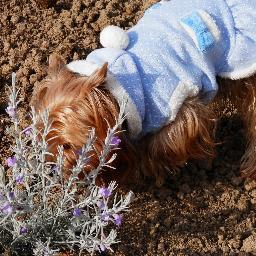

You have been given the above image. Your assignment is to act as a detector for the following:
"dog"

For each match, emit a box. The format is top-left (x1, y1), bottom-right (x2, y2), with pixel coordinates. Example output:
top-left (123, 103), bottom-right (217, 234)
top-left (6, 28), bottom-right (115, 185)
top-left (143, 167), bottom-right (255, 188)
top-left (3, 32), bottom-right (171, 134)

top-left (31, 0), bottom-right (256, 186)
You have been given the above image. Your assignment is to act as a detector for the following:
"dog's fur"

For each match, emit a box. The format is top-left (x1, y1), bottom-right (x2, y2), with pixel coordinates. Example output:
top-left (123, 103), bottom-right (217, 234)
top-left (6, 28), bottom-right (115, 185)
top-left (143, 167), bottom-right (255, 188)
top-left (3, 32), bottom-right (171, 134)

top-left (31, 53), bottom-right (256, 185)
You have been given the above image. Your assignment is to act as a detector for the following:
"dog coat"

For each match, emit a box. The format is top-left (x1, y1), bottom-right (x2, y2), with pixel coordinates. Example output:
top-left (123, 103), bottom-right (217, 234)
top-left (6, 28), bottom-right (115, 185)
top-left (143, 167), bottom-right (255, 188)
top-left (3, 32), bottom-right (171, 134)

top-left (68, 0), bottom-right (256, 139)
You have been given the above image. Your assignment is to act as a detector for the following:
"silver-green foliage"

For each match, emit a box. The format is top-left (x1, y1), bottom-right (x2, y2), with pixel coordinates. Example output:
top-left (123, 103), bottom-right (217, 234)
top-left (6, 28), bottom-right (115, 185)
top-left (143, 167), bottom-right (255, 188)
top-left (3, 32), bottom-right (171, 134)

top-left (0, 73), bottom-right (133, 255)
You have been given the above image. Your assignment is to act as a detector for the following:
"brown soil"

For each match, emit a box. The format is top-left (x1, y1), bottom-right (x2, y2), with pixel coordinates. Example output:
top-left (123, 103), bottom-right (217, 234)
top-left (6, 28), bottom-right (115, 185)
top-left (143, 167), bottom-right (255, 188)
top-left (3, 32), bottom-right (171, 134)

top-left (0, 0), bottom-right (256, 255)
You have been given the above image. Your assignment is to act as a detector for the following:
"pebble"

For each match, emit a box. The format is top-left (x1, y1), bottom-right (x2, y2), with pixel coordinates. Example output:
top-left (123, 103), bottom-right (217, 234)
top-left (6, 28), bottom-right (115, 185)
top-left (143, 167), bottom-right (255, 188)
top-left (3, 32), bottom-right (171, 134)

top-left (11, 14), bottom-right (20, 24)
top-left (41, 41), bottom-right (49, 49)
top-left (163, 218), bottom-right (172, 228)
top-left (219, 226), bottom-right (225, 232)
top-left (147, 212), bottom-right (156, 222)
top-left (237, 195), bottom-right (249, 211)
top-left (218, 234), bottom-right (224, 245)
top-left (250, 197), bottom-right (256, 205)
top-left (228, 236), bottom-right (241, 249)
top-left (231, 176), bottom-right (244, 186)
top-left (150, 223), bottom-right (160, 236)
top-left (29, 74), bottom-right (37, 84)
top-left (222, 244), bottom-right (230, 253)
top-left (250, 189), bottom-right (256, 198)
top-left (241, 235), bottom-right (256, 253)
top-left (157, 242), bottom-right (166, 252)
top-left (75, 15), bottom-right (84, 24)
top-left (244, 180), bottom-right (256, 191)
top-left (177, 191), bottom-right (184, 200)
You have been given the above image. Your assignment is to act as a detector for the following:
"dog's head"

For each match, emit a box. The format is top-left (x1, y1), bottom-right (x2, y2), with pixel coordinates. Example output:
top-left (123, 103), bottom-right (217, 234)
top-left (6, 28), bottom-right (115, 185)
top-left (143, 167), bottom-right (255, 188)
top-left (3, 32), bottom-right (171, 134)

top-left (31, 54), bottom-right (133, 182)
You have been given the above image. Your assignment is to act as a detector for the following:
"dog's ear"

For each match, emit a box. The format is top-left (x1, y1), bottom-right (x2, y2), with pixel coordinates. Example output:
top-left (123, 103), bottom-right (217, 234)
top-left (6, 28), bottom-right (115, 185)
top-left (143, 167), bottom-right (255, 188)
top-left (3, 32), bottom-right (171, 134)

top-left (30, 86), bottom-right (48, 111)
top-left (48, 53), bottom-right (65, 76)
top-left (86, 63), bottom-right (108, 90)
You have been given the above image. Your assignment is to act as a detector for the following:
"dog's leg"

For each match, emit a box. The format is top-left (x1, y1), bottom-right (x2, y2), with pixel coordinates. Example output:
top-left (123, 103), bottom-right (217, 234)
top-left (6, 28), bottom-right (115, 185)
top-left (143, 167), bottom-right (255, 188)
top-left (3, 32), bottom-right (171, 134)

top-left (214, 75), bottom-right (256, 179)
top-left (239, 76), bottom-right (256, 178)
top-left (139, 97), bottom-right (215, 186)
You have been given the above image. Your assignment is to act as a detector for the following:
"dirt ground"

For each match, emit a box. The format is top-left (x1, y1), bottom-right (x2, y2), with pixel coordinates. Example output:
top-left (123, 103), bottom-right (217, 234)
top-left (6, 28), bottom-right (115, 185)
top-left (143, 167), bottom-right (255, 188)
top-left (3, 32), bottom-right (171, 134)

top-left (1, 0), bottom-right (256, 255)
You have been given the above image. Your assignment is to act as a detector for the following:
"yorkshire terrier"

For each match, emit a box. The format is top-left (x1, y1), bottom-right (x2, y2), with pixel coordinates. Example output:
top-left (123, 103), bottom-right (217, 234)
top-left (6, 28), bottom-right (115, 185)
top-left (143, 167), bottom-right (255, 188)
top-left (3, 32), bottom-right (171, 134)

top-left (31, 0), bottom-right (256, 186)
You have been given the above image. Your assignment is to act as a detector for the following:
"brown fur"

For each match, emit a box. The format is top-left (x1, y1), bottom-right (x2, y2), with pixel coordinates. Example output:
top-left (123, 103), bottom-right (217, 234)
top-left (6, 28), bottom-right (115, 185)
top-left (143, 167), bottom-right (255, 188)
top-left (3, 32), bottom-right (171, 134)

top-left (213, 75), bottom-right (256, 179)
top-left (32, 54), bottom-right (136, 183)
top-left (31, 54), bottom-right (256, 185)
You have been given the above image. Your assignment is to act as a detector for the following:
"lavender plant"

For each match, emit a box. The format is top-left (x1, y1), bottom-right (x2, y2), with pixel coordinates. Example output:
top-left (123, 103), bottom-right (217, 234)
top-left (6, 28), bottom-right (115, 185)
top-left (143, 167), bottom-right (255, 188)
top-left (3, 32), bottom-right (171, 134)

top-left (0, 73), bottom-right (134, 255)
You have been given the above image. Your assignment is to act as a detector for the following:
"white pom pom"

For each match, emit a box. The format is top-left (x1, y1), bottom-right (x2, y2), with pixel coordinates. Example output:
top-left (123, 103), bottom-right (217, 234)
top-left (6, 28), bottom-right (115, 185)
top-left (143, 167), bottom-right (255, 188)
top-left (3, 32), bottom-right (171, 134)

top-left (100, 25), bottom-right (130, 50)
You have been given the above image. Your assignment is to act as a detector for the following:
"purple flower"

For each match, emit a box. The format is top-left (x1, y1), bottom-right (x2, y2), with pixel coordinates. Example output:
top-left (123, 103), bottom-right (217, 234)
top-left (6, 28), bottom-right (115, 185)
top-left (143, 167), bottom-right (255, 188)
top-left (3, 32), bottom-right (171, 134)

top-left (15, 173), bottom-right (24, 184)
top-left (99, 244), bottom-right (106, 252)
top-left (23, 126), bottom-right (32, 136)
top-left (113, 214), bottom-right (123, 226)
top-left (8, 192), bottom-right (15, 200)
top-left (44, 249), bottom-right (50, 256)
top-left (51, 165), bottom-right (59, 174)
top-left (73, 208), bottom-right (81, 217)
top-left (6, 156), bottom-right (17, 167)
top-left (1, 202), bottom-right (13, 215)
top-left (97, 201), bottom-right (105, 210)
top-left (75, 149), bottom-right (82, 155)
top-left (101, 213), bottom-right (110, 222)
top-left (110, 136), bottom-right (121, 147)
top-left (99, 187), bottom-right (111, 198)
top-left (20, 226), bottom-right (28, 235)
top-left (5, 106), bottom-right (16, 118)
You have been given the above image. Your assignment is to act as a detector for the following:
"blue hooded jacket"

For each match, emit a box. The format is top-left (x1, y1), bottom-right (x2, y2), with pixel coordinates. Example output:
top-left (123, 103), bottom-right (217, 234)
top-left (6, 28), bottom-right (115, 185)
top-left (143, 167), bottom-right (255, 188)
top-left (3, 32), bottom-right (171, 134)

top-left (69, 0), bottom-right (256, 139)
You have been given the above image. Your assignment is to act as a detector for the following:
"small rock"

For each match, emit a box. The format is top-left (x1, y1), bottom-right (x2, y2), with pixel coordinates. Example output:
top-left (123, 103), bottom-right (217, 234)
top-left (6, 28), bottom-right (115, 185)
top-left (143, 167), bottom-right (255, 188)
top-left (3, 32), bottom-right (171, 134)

top-left (3, 42), bottom-right (10, 52)
top-left (220, 226), bottom-right (225, 232)
top-left (218, 234), bottom-right (224, 245)
top-left (149, 228), bottom-right (156, 236)
top-left (150, 223), bottom-right (160, 236)
top-left (241, 235), bottom-right (256, 253)
top-left (244, 180), bottom-right (256, 191)
top-left (237, 195), bottom-right (249, 211)
top-left (163, 218), bottom-right (172, 228)
top-left (41, 41), bottom-right (49, 50)
top-left (29, 74), bottom-right (37, 84)
top-left (222, 244), bottom-right (230, 253)
top-left (220, 191), bottom-right (231, 202)
top-left (228, 236), bottom-right (241, 249)
top-left (147, 212), bottom-right (156, 222)
top-left (73, 52), bottom-right (79, 60)
top-left (231, 176), bottom-right (244, 186)
top-left (157, 242), bottom-right (166, 252)
top-left (250, 189), bottom-right (256, 198)
top-left (75, 15), bottom-right (84, 25)
top-left (166, 196), bottom-right (172, 202)
top-left (155, 223), bottom-right (160, 228)
top-left (250, 197), bottom-right (256, 205)
top-left (11, 14), bottom-right (20, 24)
top-left (142, 220), bottom-right (147, 225)
top-left (177, 191), bottom-right (184, 200)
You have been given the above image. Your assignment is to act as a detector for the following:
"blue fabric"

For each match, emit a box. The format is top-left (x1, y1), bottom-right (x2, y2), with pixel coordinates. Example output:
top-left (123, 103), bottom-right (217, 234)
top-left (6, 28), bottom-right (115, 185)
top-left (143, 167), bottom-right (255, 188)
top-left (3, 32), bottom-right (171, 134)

top-left (181, 12), bottom-right (215, 53)
top-left (87, 0), bottom-right (256, 138)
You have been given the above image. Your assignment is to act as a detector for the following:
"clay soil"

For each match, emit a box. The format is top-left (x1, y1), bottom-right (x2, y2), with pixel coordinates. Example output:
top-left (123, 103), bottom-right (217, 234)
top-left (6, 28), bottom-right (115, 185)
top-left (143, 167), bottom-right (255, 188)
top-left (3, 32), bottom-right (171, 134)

top-left (1, 0), bottom-right (256, 255)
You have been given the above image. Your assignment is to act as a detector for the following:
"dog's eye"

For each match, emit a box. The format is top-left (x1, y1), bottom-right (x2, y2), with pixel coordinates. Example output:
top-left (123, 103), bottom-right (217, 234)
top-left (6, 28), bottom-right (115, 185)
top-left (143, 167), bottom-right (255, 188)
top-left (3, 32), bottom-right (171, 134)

top-left (63, 143), bottom-right (71, 150)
